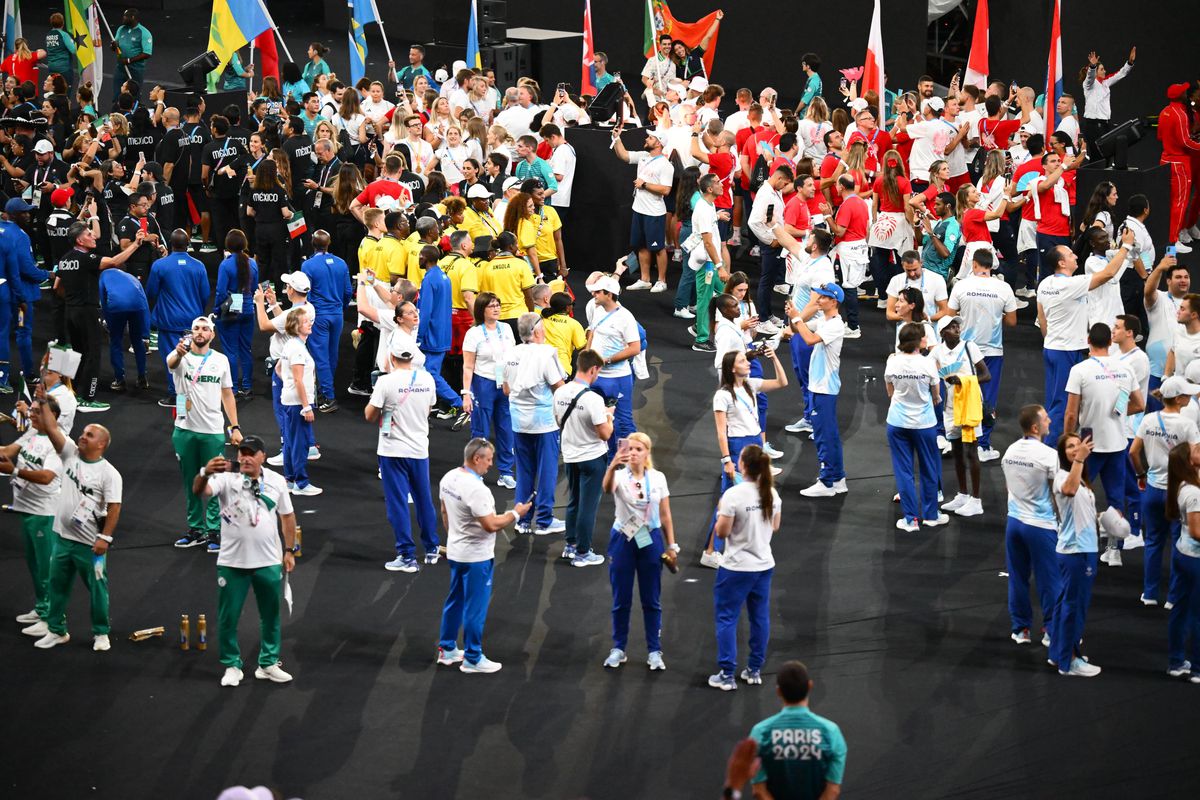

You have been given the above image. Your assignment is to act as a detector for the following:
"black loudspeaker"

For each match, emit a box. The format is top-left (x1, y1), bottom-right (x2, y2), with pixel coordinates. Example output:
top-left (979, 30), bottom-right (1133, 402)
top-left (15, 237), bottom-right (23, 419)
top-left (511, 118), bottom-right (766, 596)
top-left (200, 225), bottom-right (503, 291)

top-left (177, 50), bottom-right (219, 90)
top-left (483, 44), bottom-right (517, 88)
top-left (587, 80), bottom-right (624, 120)
top-left (481, 0), bottom-right (506, 20)
top-left (513, 42), bottom-right (530, 79)
top-left (481, 19), bottom-right (506, 46)
top-left (163, 89), bottom-right (247, 120)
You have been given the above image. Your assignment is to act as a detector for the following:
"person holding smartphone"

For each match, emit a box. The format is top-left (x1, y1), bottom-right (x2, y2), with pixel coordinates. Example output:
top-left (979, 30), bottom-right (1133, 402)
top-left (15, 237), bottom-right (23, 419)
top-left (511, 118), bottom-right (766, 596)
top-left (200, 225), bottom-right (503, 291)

top-left (1050, 432), bottom-right (1102, 677)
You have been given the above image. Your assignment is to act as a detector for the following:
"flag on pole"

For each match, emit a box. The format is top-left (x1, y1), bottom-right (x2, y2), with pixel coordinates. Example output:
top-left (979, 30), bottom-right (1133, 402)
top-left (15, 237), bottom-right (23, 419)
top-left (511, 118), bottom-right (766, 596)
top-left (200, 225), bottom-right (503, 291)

top-left (1044, 0), bottom-right (1062, 138)
top-left (861, 0), bottom-right (885, 124)
top-left (581, 0), bottom-right (597, 96)
top-left (65, 0), bottom-right (97, 90)
top-left (254, 29), bottom-right (278, 83)
top-left (642, 0), bottom-right (719, 77)
top-left (964, 0), bottom-right (989, 89)
top-left (3, 0), bottom-right (21, 58)
top-left (208, 0), bottom-right (272, 75)
top-left (466, 0), bottom-right (481, 70)
top-left (348, 0), bottom-right (378, 85)
top-left (87, 1), bottom-right (102, 96)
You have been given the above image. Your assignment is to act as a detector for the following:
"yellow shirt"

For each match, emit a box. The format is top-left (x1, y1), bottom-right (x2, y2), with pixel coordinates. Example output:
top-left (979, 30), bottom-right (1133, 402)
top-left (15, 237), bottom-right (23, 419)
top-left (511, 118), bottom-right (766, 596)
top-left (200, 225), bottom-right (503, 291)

top-left (440, 253), bottom-right (480, 310)
top-left (515, 216), bottom-right (538, 257)
top-left (463, 206), bottom-right (502, 242)
top-left (541, 312), bottom-right (586, 374)
top-left (480, 255), bottom-right (534, 319)
top-left (533, 205), bottom-right (563, 262)
top-left (404, 233), bottom-right (435, 288)
top-left (375, 234), bottom-right (408, 283)
top-left (357, 235), bottom-right (382, 276)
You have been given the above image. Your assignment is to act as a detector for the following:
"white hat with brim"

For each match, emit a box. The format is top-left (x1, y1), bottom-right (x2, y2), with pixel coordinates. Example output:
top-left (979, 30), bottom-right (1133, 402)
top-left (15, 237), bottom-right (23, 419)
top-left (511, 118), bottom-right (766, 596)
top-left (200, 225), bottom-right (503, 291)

top-left (937, 315), bottom-right (964, 335)
top-left (585, 276), bottom-right (622, 296)
top-left (282, 272), bottom-right (311, 293)
top-left (1160, 375), bottom-right (1200, 399)
top-left (466, 183), bottom-right (492, 199)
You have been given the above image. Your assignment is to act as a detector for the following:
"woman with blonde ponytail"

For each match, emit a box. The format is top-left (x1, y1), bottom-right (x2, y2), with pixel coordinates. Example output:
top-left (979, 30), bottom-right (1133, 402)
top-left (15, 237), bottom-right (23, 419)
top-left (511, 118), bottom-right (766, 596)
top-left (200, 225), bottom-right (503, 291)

top-left (708, 444), bottom-right (781, 691)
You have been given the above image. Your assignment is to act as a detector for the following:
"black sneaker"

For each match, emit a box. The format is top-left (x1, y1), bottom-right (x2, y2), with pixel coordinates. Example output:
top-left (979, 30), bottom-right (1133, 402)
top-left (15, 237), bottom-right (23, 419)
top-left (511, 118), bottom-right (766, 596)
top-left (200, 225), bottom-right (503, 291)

top-left (235, 389), bottom-right (253, 401)
top-left (135, 376), bottom-right (149, 390)
top-left (692, 340), bottom-right (716, 352)
top-left (205, 534), bottom-right (221, 554)
top-left (110, 380), bottom-right (127, 392)
top-left (346, 384), bottom-right (372, 397)
top-left (451, 409), bottom-right (470, 431)
top-left (317, 397), bottom-right (338, 413)
top-left (173, 529), bottom-right (206, 548)
top-left (433, 406), bottom-right (457, 420)
top-left (157, 396), bottom-right (175, 408)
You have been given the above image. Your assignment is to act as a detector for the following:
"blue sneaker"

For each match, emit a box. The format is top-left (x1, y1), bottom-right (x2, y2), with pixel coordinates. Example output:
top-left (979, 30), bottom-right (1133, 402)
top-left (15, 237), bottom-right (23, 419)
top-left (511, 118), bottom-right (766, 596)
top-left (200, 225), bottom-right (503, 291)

top-left (205, 534), bottom-right (221, 554)
top-left (384, 556), bottom-right (420, 573)
top-left (536, 517), bottom-right (566, 535)
top-left (173, 529), bottom-right (206, 549)
top-left (562, 544), bottom-right (577, 560)
top-left (572, 551), bottom-right (605, 568)
top-left (739, 668), bottom-right (762, 685)
top-left (708, 671), bottom-right (737, 691)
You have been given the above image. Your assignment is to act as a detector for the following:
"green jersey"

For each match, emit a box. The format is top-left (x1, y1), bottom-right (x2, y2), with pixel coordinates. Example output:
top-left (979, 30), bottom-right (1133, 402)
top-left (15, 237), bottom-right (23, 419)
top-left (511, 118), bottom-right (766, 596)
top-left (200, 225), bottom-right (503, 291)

top-left (44, 27), bottom-right (78, 74)
top-left (751, 706), bottom-right (847, 800)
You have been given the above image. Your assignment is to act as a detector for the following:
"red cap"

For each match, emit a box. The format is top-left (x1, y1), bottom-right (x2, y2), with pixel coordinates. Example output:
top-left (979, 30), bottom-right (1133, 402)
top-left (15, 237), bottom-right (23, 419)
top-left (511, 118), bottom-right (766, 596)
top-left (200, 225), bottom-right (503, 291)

top-left (1168, 83), bottom-right (1190, 101)
top-left (439, 235), bottom-right (452, 253)
top-left (50, 187), bottom-right (74, 208)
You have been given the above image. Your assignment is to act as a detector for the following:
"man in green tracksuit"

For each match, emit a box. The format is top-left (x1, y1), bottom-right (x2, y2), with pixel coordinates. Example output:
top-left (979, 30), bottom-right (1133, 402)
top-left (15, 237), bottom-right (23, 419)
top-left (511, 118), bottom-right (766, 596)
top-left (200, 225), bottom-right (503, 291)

top-left (194, 436), bottom-right (298, 687)
top-left (32, 387), bottom-right (123, 652)
top-left (1, 396), bottom-right (64, 639)
top-left (44, 13), bottom-right (79, 92)
top-left (167, 317), bottom-right (243, 552)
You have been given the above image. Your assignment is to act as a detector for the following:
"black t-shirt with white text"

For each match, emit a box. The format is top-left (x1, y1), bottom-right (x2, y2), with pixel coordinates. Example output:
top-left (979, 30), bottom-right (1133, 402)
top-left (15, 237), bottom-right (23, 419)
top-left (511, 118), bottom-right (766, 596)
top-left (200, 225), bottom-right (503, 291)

top-left (247, 185), bottom-right (290, 225)
top-left (56, 248), bottom-right (103, 307)
top-left (202, 136), bottom-right (248, 199)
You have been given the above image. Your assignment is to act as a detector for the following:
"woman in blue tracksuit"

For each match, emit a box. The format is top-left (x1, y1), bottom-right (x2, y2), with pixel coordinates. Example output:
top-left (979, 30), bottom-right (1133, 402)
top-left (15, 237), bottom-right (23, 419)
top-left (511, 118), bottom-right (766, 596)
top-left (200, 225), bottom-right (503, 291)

top-left (885, 322), bottom-right (944, 531)
top-left (1051, 432), bottom-right (1102, 677)
top-left (600, 432), bottom-right (677, 671)
top-left (214, 229), bottom-right (259, 396)
top-left (709, 444), bottom-right (782, 691)
top-left (1165, 441), bottom-right (1200, 683)
top-left (700, 348), bottom-right (787, 569)
top-left (461, 292), bottom-right (517, 487)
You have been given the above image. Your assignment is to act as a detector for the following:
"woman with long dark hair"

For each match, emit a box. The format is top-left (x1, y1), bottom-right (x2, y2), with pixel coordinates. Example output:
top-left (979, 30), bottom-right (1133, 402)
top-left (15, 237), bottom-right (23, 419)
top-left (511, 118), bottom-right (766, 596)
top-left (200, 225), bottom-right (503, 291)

top-left (214, 229), bottom-right (259, 397)
top-left (1050, 432), bottom-right (1101, 677)
top-left (1165, 440), bottom-right (1200, 682)
top-left (1081, 180), bottom-right (1118, 239)
top-left (330, 163), bottom-right (366, 271)
top-left (302, 43), bottom-right (331, 89)
top-left (709, 444), bottom-right (781, 690)
top-left (671, 165), bottom-right (703, 320)
top-left (243, 158), bottom-right (293, 282)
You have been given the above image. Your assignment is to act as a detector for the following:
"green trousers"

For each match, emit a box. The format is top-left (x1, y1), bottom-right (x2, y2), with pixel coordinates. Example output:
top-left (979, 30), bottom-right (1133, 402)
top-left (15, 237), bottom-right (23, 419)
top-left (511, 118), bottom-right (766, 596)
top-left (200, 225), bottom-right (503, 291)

top-left (172, 428), bottom-right (225, 533)
top-left (47, 534), bottom-right (110, 636)
top-left (217, 564), bottom-right (283, 669)
top-left (694, 263), bottom-right (725, 344)
top-left (20, 513), bottom-right (55, 619)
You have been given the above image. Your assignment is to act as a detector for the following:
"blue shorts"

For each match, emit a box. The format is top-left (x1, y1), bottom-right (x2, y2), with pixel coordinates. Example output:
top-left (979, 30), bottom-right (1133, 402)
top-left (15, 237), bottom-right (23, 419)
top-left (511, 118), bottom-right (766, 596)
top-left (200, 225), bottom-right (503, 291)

top-left (630, 211), bottom-right (667, 252)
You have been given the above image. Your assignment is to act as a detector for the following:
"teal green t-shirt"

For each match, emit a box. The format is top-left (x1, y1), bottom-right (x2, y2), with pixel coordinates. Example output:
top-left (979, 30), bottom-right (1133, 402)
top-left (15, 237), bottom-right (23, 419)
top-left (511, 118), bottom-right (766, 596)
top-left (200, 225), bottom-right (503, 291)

top-left (922, 216), bottom-right (961, 279)
top-left (751, 706), bottom-right (847, 799)
top-left (115, 24), bottom-right (153, 60)
top-left (44, 27), bottom-right (78, 74)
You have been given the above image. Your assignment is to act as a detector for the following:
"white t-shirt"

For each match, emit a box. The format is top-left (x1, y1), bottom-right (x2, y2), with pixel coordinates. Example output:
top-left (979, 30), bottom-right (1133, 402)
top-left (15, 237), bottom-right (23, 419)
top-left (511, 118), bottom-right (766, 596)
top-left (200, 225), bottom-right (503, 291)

top-left (590, 305), bottom-right (640, 379)
top-left (791, 254), bottom-right (836, 310)
top-left (713, 317), bottom-right (746, 370)
top-left (47, 382), bottom-right (77, 435)
top-left (370, 367), bottom-right (436, 458)
top-left (1053, 469), bottom-right (1098, 554)
top-left (380, 324), bottom-right (425, 373)
top-left (1176, 484), bottom-right (1200, 559)
top-left (640, 55), bottom-right (676, 97)
top-left (688, 197), bottom-right (720, 269)
top-left (434, 143), bottom-right (471, 184)
top-left (549, 143), bottom-right (577, 207)
top-left (54, 439), bottom-right (123, 546)
top-left (280, 337), bottom-right (316, 406)
top-left (808, 315), bottom-right (845, 395)
top-left (440, 466), bottom-right (499, 563)
top-left (1111, 345), bottom-right (1150, 438)
top-left (360, 97), bottom-right (395, 120)
top-left (268, 302), bottom-right (316, 360)
top-left (209, 468), bottom-right (292, 569)
top-left (1085, 253), bottom-right (1127, 329)
top-left (332, 113), bottom-right (366, 144)
top-left (554, 381), bottom-right (610, 463)
top-left (611, 466), bottom-right (668, 531)
top-left (1145, 290), bottom-right (1184, 377)
top-left (1136, 411), bottom-right (1200, 489)
top-left (717, 481), bottom-right (780, 572)
top-left (797, 119), bottom-right (832, 159)
top-left (949, 274), bottom-right (1017, 356)
top-left (1037, 273), bottom-right (1091, 351)
top-left (10, 431), bottom-right (62, 517)
top-left (886, 269), bottom-right (948, 318)
top-left (905, 118), bottom-right (959, 181)
top-left (884, 351), bottom-right (938, 429)
top-left (627, 151), bottom-right (675, 217)
top-left (1001, 437), bottom-right (1059, 530)
top-left (171, 349), bottom-right (233, 435)
top-left (462, 322), bottom-right (515, 385)
top-left (1172, 329), bottom-right (1200, 378)
top-left (713, 379), bottom-right (763, 438)
top-left (1064, 355), bottom-right (1136, 453)
top-left (930, 339), bottom-right (985, 429)
top-left (1056, 115), bottom-right (1080, 145)
top-left (493, 104), bottom-right (542, 139)
top-left (894, 320), bottom-right (937, 353)
top-left (503, 342), bottom-right (566, 434)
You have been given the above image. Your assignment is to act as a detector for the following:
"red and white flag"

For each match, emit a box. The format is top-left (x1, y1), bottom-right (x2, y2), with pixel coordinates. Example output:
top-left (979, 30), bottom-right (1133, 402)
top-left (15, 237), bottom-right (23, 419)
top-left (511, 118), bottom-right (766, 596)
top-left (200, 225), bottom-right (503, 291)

top-left (964, 0), bottom-right (989, 89)
top-left (581, 0), bottom-right (597, 96)
top-left (1044, 0), bottom-right (1063, 139)
top-left (860, 0), bottom-right (885, 123)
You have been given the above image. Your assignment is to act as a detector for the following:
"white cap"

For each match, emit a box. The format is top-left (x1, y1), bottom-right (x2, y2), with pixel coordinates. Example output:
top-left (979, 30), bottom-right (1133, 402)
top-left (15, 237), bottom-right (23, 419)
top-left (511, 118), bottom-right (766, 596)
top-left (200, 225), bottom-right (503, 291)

top-left (389, 339), bottom-right (416, 360)
top-left (922, 96), bottom-right (945, 113)
top-left (466, 183), bottom-right (492, 199)
top-left (585, 275), bottom-right (621, 295)
top-left (936, 315), bottom-right (964, 335)
top-left (502, 176), bottom-right (521, 193)
top-left (434, 68), bottom-right (449, 83)
top-left (452, 60), bottom-right (467, 74)
top-left (560, 104), bottom-right (580, 123)
top-left (688, 76), bottom-right (709, 92)
top-left (190, 316), bottom-right (215, 330)
top-left (281, 272), bottom-right (311, 293)
top-left (33, 139), bottom-right (54, 154)
top-left (848, 98), bottom-right (868, 113)
top-left (1099, 507), bottom-right (1131, 540)
top-left (1160, 375), bottom-right (1200, 399)
top-left (667, 80), bottom-right (687, 94)
top-left (1020, 122), bottom-right (1039, 135)
top-left (1184, 360), bottom-right (1200, 385)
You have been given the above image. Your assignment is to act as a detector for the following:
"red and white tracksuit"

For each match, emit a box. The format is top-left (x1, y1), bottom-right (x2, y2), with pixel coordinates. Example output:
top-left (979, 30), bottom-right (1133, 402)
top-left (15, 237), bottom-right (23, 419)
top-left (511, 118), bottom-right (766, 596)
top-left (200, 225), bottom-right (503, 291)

top-left (1157, 102), bottom-right (1200, 241)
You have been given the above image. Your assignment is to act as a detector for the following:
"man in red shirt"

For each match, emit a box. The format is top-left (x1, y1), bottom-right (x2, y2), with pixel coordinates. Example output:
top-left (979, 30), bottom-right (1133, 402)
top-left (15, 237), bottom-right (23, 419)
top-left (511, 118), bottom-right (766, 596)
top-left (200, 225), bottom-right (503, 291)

top-left (1010, 134), bottom-right (1047, 293)
top-left (1032, 150), bottom-right (1081, 282)
top-left (826, 174), bottom-right (869, 336)
top-left (846, 108), bottom-right (893, 175)
top-left (976, 94), bottom-right (1027, 153)
top-left (349, 153), bottom-right (413, 223)
top-left (818, 130), bottom-right (844, 212)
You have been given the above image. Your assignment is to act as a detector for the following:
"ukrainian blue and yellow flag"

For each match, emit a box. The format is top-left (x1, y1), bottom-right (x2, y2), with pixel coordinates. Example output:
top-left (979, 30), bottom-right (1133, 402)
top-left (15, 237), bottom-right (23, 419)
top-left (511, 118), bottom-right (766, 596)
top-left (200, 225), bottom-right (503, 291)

top-left (348, 0), bottom-right (378, 85)
top-left (208, 0), bottom-right (271, 75)
top-left (466, 0), bottom-right (481, 70)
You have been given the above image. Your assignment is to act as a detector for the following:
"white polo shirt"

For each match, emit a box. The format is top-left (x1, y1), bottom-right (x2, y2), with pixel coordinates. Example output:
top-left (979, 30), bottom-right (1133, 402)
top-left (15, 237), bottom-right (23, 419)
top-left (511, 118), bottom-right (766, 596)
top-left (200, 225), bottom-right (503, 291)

top-left (1037, 273), bottom-right (1091, 351)
top-left (1001, 437), bottom-right (1059, 530)
top-left (808, 315), bottom-right (845, 395)
top-left (884, 351), bottom-right (938, 429)
top-left (208, 468), bottom-right (292, 569)
top-left (713, 380), bottom-right (763, 438)
top-left (626, 151), bottom-right (675, 216)
top-left (886, 269), bottom-right (948, 319)
top-left (503, 342), bottom-right (565, 434)
top-left (1136, 411), bottom-right (1200, 489)
top-left (370, 367), bottom-right (436, 459)
top-left (1145, 290), bottom-right (1184, 377)
top-left (171, 349), bottom-right (233, 435)
top-left (462, 322), bottom-right (515, 385)
top-left (948, 274), bottom-right (1017, 357)
top-left (1064, 355), bottom-right (1136, 454)
top-left (10, 431), bottom-right (62, 517)
top-left (590, 304), bottom-right (640, 379)
top-left (54, 439), bottom-right (123, 546)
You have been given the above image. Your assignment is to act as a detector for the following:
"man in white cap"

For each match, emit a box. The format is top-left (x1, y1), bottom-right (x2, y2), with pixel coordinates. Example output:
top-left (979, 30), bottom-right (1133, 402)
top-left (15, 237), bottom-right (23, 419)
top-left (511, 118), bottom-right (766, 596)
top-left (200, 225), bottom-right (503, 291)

top-left (167, 316), bottom-right (243, 552)
top-left (612, 129), bottom-right (676, 293)
top-left (586, 274), bottom-right (641, 459)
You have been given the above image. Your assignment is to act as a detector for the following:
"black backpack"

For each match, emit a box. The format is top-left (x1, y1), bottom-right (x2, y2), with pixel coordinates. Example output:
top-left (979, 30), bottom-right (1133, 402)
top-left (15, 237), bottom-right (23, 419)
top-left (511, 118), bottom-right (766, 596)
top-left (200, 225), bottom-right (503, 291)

top-left (748, 153), bottom-right (770, 193)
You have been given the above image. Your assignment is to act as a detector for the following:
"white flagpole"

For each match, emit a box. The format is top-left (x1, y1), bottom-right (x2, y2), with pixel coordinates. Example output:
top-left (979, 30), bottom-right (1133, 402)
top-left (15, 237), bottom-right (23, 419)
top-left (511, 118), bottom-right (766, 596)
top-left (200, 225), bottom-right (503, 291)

top-left (91, 0), bottom-right (132, 82)
top-left (255, 0), bottom-right (294, 63)
top-left (249, 40), bottom-right (256, 93)
top-left (368, 0), bottom-right (395, 67)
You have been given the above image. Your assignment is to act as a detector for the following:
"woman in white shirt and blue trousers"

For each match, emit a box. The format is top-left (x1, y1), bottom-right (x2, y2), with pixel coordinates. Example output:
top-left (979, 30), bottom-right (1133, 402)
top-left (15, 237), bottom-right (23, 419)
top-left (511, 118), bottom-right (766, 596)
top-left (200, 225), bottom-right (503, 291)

top-left (885, 323), bottom-right (944, 530)
top-left (1165, 441), bottom-right (1200, 682)
top-left (1051, 432), bottom-right (1103, 677)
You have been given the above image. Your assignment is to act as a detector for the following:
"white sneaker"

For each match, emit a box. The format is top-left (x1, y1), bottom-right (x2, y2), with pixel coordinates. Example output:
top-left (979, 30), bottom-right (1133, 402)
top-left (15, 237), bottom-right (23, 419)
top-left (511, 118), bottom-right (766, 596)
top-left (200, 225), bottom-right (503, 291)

top-left (770, 466), bottom-right (783, 477)
top-left (977, 447), bottom-right (1001, 462)
top-left (942, 493), bottom-right (970, 512)
top-left (1059, 657), bottom-right (1102, 677)
top-left (460, 655), bottom-right (502, 673)
top-left (21, 620), bottom-right (48, 637)
top-left (842, 327), bottom-right (862, 339)
top-left (1168, 660), bottom-right (1193, 677)
top-left (307, 446), bottom-right (321, 461)
top-left (15, 609), bottom-right (40, 624)
top-left (1165, 601), bottom-right (1175, 611)
top-left (626, 279), bottom-right (652, 291)
top-left (896, 518), bottom-right (920, 532)
top-left (923, 513), bottom-right (951, 527)
top-left (1123, 533), bottom-right (1145, 550)
top-left (831, 479), bottom-right (848, 494)
top-left (93, 634), bottom-right (111, 652)
top-left (650, 281), bottom-right (668, 293)
top-left (1013, 298), bottom-right (1030, 310)
top-left (603, 648), bottom-right (627, 668)
top-left (437, 646), bottom-right (465, 665)
top-left (800, 480), bottom-right (837, 498)
top-left (267, 452), bottom-right (285, 466)
top-left (937, 435), bottom-right (951, 454)
top-left (773, 283), bottom-right (792, 296)
top-left (699, 550), bottom-right (723, 569)
top-left (1174, 240), bottom-right (1193, 254)
top-left (1011, 629), bottom-right (1031, 645)
top-left (876, 299), bottom-right (888, 310)
top-left (290, 483), bottom-right (323, 497)
top-left (673, 307), bottom-right (696, 319)
top-left (1103, 547), bottom-right (1122, 567)
top-left (955, 497), bottom-right (984, 517)
top-left (34, 631), bottom-right (70, 649)
top-left (220, 667), bottom-right (244, 687)
top-left (647, 650), bottom-right (666, 670)
top-left (1015, 288), bottom-right (1036, 299)
top-left (1139, 594), bottom-right (1159, 607)
top-left (1042, 631), bottom-right (1051, 648)
top-left (1180, 229), bottom-right (1194, 244)
top-left (672, 248), bottom-right (683, 262)
top-left (762, 442), bottom-right (784, 459)
top-left (255, 662), bottom-right (294, 683)
top-left (785, 418), bottom-right (812, 434)
top-left (497, 474), bottom-right (516, 489)
top-left (755, 322), bottom-right (781, 336)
